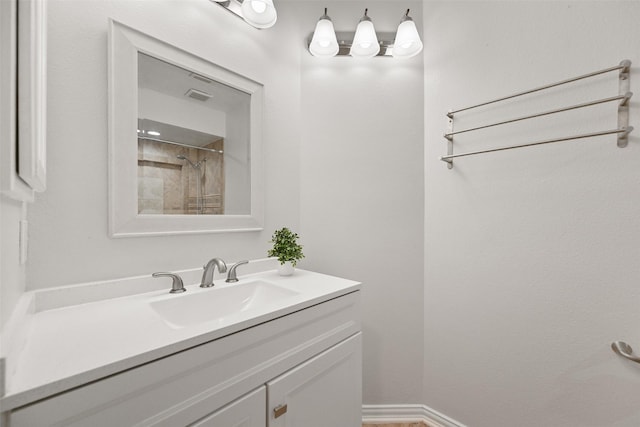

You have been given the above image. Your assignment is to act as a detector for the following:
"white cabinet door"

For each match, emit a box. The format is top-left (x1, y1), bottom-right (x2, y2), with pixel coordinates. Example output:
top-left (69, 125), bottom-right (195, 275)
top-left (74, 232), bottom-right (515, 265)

top-left (267, 333), bottom-right (362, 427)
top-left (190, 386), bottom-right (266, 427)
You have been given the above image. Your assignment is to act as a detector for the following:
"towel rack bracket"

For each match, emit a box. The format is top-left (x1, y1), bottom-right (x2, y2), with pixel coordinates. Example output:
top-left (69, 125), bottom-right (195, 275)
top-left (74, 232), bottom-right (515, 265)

top-left (620, 59), bottom-right (632, 74)
top-left (446, 114), bottom-right (454, 169)
top-left (617, 61), bottom-right (631, 148)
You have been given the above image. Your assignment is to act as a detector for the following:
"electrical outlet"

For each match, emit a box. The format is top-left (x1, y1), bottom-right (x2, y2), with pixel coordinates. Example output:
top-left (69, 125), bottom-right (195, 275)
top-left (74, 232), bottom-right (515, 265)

top-left (19, 220), bottom-right (28, 265)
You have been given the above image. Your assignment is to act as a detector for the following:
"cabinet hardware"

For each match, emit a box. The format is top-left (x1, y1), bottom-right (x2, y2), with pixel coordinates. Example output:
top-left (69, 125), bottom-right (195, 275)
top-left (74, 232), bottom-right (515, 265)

top-left (274, 404), bottom-right (288, 418)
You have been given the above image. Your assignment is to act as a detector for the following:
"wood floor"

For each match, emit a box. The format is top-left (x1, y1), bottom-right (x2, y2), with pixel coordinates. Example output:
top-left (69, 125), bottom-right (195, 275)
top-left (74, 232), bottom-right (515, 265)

top-left (362, 423), bottom-right (428, 427)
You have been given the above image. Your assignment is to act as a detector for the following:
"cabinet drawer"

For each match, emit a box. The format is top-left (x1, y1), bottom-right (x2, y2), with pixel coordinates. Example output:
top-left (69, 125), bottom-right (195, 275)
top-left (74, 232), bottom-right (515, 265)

top-left (267, 333), bottom-right (362, 427)
top-left (10, 292), bottom-right (360, 427)
top-left (191, 386), bottom-right (265, 427)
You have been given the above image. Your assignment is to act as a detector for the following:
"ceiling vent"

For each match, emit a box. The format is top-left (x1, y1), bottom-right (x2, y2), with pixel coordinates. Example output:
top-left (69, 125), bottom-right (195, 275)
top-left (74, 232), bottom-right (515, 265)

top-left (189, 72), bottom-right (213, 84)
top-left (185, 88), bottom-right (212, 102)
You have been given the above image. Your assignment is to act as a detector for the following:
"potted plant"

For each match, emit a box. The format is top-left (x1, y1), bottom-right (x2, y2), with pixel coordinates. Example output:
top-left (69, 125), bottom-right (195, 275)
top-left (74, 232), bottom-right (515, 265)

top-left (268, 227), bottom-right (305, 276)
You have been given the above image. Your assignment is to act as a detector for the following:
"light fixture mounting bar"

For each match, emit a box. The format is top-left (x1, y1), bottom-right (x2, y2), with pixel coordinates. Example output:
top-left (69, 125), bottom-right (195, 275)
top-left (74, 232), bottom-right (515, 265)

top-left (210, 0), bottom-right (246, 25)
top-left (308, 32), bottom-right (396, 57)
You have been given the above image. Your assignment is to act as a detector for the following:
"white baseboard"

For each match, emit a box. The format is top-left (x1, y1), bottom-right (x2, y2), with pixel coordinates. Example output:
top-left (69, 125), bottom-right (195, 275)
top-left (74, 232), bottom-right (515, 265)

top-left (362, 404), bottom-right (466, 427)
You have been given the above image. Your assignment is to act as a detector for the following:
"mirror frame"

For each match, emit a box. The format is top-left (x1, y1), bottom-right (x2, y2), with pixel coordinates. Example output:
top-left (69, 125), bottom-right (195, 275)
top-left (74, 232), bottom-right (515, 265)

top-left (108, 20), bottom-right (264, 238)
top-left (1, 0), bottom-right (46, 201)
top-left (18, 0), bottom-right (47, 192)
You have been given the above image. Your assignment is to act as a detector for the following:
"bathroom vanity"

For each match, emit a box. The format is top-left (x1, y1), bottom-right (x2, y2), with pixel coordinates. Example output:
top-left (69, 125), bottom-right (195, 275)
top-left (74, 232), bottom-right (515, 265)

top-left (0, 262), bottom-right (362, 426)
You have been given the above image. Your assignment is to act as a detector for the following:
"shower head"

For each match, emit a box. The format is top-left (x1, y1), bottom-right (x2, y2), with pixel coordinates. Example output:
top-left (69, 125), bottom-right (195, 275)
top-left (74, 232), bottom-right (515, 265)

top-left (177, 155), bottom-right (207, 168)
top-left (177, 154), bottom-right (199, 168)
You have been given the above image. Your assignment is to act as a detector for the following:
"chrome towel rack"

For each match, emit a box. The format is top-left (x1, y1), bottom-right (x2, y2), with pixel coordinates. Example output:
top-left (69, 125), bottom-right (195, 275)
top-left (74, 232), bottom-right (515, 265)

top-left (441, 60), bottom-right (633, 169)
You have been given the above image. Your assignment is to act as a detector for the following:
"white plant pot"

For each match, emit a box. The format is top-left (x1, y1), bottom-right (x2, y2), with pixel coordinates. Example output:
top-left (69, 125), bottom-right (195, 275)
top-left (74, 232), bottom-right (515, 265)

top-left (278, 262), bottom-right (295, 276)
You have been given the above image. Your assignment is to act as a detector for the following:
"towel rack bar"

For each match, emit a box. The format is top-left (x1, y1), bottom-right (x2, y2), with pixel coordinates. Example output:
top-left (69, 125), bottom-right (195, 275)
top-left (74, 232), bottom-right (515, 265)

top-left (444, 92), bottom-right (632, 139)
top-left (447, 60), bottom-right (631, 118)
top-left (440, 127), bottom-right (633, 163)
top-left (138, 136), bottom-right (223, 154)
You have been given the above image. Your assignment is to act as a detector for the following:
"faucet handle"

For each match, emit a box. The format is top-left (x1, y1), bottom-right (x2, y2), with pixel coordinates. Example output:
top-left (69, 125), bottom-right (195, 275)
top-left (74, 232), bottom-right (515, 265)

top-left (226, 260), bottom-right (249, 283)
top-left (152, 272), bottom-right (186, 294)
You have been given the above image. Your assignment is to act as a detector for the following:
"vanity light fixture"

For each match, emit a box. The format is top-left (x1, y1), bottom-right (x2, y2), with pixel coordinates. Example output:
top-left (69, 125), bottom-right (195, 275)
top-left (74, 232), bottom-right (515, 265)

top-left (241, 0), bottom-right (277, 28)
top-left (306, 8), bottom-right (423, 59)
top-left (210, 0), bottom-right (277, 29)
top-left (350, 9), bottom-right (380, 58)
top-left (189, 72), bottom-right (213, 84)
top-left (309, 8), bottom-right (339, 58)
top-left (392, 9), bottom-right (423, 58)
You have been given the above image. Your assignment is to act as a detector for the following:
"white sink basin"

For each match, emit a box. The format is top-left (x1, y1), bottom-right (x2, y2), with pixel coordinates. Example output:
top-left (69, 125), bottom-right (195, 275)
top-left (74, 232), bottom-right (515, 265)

top-left (150, 280), bottom-right (300, 328)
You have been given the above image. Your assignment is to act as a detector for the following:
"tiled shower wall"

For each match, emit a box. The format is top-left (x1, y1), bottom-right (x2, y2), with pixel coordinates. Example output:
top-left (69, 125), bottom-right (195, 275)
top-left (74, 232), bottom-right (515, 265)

top-left (137, 139), bottom-right (224, 214)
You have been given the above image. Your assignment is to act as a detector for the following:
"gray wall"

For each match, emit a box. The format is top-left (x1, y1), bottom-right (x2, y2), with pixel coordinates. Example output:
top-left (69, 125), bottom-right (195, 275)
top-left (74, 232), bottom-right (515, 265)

top-left (7, 2), bottom-right (637, 425)
top-left (0, 199), bottom-right (26, 328)
top-left (297, 1), bottom-right (425, 405)
top-left (423, 2), bottom-right (640, 426)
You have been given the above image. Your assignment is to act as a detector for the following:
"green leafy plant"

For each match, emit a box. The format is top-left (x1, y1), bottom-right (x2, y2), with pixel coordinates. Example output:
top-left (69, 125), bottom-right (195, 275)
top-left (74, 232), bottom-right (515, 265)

top-left (268, 227), bottom-right (305, 267)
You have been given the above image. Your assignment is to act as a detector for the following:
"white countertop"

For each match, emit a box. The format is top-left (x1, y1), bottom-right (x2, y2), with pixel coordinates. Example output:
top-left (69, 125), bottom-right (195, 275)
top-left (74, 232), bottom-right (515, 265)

top-left (0, 261), bottom-right (360, 411)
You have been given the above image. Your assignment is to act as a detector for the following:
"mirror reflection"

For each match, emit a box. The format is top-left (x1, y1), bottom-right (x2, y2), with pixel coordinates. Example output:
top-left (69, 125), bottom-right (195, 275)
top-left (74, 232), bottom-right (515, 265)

top-left (137, 119), bottom-right (224, 214)
top-left (137, 53), bottom-right (251, 216)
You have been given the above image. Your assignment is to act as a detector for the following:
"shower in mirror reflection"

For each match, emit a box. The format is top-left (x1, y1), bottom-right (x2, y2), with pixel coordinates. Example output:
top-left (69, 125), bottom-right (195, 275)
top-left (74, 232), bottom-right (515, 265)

top-left (136, 119), bottom-right (225, 216)
top-left (177, 155), bottom-right (207, 215)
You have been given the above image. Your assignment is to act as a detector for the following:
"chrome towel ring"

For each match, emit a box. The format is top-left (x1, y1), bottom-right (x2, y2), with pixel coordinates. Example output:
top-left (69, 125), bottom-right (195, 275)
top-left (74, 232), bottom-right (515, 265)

top-left (611, 341), bottom-right (640, 365)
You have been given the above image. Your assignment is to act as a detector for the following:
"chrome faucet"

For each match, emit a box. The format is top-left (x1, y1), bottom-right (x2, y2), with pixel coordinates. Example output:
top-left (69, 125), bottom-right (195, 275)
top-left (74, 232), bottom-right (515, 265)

top-left (152, 272), bottom-right (186, 294)
top-left (200, 257), bottom-right (227, 288)
top-left (226, 260), bottom-right (249, 283)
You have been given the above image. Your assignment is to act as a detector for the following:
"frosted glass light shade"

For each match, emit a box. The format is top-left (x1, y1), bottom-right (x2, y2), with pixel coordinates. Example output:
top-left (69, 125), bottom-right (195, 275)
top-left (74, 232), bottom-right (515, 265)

top-left (241, 0), bottom-right (277, 29)
top-left (393, 19), bottom-right (423, 58)
top-left (309, 17), bottom-right (339, 57)
top-left (350, 20), bottom-right (380, 58)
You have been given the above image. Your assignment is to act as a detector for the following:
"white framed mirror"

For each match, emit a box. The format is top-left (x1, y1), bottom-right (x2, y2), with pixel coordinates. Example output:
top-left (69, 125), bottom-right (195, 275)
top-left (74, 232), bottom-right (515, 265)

top-left (18, 0), bottom-right (47, 192)
top-left (108, 20), bottom-right (264, 237)
top-left (1, 0), bottom-right (46, 201)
